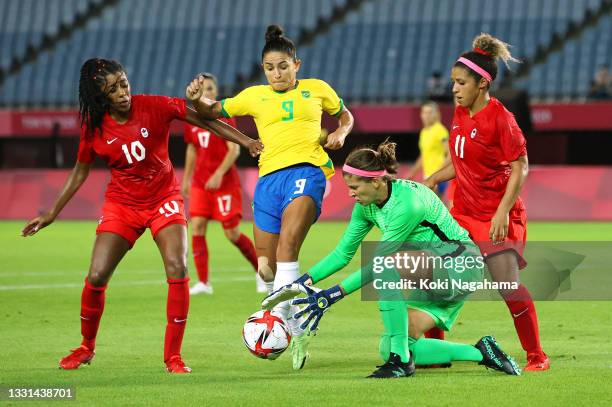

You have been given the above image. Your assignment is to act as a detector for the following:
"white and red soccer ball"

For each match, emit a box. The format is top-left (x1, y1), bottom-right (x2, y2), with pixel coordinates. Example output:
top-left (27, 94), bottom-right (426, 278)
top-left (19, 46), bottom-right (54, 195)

top-left (242, 310), bottom-right (291, 359)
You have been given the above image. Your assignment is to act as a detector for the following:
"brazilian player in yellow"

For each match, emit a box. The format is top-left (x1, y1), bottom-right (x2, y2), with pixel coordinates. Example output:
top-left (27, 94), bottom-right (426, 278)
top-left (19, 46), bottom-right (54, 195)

top-left (408, 101), bottom-right (450, 203)
top-left (186, 25), bottom-right (354, 370)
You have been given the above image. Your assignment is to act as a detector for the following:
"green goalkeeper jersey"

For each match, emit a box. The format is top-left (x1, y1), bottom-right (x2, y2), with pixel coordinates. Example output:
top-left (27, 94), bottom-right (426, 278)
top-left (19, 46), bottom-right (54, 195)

top-left (308, 179), bottom-right (471, 294)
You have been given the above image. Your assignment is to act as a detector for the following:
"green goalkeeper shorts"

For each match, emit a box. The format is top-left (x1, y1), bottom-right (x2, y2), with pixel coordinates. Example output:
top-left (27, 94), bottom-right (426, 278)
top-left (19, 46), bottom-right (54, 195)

top-left (404, 243), bottom-right (484, 331)
top-left (405, 299), bottom-right (464, 331)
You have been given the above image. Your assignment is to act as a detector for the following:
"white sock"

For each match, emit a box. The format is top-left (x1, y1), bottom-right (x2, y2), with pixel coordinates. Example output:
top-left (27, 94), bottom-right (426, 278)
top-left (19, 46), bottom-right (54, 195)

top-left (255, 272), bottom-right (267, 288)
top-left (272, 261), bottom-right (301, 333)
top-left (265, 281), bottom-right (274, 294)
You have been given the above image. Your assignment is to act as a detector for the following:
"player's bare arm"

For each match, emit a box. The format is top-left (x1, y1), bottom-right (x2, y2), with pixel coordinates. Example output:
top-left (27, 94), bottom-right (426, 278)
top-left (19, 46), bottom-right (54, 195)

top-left (490, 155), bottom-right (529, 243)
top-left (424, 160), bottom-right (456, 189)
top-left (206, 142), bottom-right (240, 190)
top-left (183, 108), bottom-right (263, 157)
top-left (22, 161), bottom-right (92, 236)
top-left (324, 107), bottom-right (354, 150)
top-left (182, 143), bottom-right (197, 197)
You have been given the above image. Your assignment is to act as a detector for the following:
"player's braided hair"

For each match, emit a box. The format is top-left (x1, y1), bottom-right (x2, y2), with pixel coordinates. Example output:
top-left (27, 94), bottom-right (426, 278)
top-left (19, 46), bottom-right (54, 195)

top-left (454, 33), bottom-right (520, 85)
top-left (345, 139), bottom-right (398, 180)
top-left (262, 24), bottom-right (297, 61)
top-left (79, 58), bottom-right (124, 138)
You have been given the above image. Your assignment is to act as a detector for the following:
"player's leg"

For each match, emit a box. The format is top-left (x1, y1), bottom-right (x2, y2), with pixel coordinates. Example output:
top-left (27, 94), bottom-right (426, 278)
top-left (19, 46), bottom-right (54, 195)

top-left (407, 308), bottom-right (520, 375)
top-left (275, 166), bottom-right (326, 330)
top-left (369, 250), bottom-right (437, 377)
top-left (188, 186), bottom-right (213, 294)
top-left (377, 307), bottom-right (519, 375)
top-left (218, 188), bottom-right (258, 273)
top-left (276, 196), bottom-right (317, 370)
top-left (368, 299), bottom-right (415, 378)
top-left (454, 209), bottom-right (548, 371)
top-left (407, 309), bottom-right (480, 365)
top-left (59, 232), bottom-right (131, 370)
top-left (486, 252), bottom-right (548, 371)
top-left (277, 196), bottom-right (316, 318)
top-left (223, 222), bottom-right (261, 291)
top-left (253, 225), bottom-right (279, 293)
top-left (154, 223), bottom-right (191, 373)
top-left (275, 195), bottom-right (316, 296)
top-left (251, 174), bottom-right (280, 292)
top-left (276, 196), bottom-right (316, 261)
top-left (189, 216), bottom-right (212, 295)
top-left (223, 224), bottom-right (257, 270)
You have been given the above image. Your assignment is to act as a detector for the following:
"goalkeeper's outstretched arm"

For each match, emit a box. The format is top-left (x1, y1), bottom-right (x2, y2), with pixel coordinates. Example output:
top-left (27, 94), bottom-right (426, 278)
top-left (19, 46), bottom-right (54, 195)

top-left (307, 205), bottom-right (374, 284)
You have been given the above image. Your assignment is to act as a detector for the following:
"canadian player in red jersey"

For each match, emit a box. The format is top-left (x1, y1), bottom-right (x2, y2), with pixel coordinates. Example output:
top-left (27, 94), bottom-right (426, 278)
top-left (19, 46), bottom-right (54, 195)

top-left (21, 58), bottom-right (262, 373)
top-left (426, 34), bottom-right (549, 371)
top-left (181, 73), bottom-right (261, 295)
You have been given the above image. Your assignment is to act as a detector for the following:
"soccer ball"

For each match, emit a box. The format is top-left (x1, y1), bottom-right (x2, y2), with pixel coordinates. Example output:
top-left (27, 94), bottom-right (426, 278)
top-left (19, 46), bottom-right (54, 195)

top-left (242, 310), bottom-right (291, 360)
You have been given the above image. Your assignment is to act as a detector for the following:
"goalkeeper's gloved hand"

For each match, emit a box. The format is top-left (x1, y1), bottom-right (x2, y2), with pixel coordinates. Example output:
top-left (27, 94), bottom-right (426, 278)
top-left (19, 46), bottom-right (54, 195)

top-left (260, 274), bottom-right (313, 310)
top-left (292, 284), bottom-right (345, 332)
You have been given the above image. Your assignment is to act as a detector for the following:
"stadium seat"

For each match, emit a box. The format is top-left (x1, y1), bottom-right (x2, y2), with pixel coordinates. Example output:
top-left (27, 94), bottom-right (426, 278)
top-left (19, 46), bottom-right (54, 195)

top-left (0, 0), bottom-right (608, 105)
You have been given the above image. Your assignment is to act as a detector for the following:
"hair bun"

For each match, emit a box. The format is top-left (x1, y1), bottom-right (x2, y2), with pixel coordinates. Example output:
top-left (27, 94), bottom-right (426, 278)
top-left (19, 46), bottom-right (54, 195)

top-left (265, 24), bottom-right (284, 42)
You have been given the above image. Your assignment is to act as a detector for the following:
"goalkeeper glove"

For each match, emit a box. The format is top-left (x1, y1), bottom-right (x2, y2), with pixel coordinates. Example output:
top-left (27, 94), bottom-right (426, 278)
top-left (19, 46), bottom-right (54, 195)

top-left (260, 273), bottom-right (313, 310)
top-left (292, 285), bottom-right (344, 332)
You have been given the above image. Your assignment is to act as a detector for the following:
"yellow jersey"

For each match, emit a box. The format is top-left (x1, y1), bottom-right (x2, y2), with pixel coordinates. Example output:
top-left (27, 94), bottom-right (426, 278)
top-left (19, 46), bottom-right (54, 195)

top-left (220, 78), bottom-right (343, 178)
top-left (418, 121), bottom-right (449, 177)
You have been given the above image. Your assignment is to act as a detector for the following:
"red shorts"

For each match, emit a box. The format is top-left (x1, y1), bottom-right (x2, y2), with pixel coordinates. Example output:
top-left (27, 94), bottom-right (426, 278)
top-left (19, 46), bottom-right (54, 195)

top-left (189, 186), bottom-right (242, 229)
top-left (96, 194), bottom-right (187, 247)
top-left (451, 205), bottom-right (527, 269)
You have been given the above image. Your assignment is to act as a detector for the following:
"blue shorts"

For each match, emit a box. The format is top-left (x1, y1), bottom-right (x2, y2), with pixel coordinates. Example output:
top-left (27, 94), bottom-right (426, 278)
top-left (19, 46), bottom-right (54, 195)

top-left (253, 164), bottom-right (326, 234)
top-left (438, 181), bottom-right (449, 195)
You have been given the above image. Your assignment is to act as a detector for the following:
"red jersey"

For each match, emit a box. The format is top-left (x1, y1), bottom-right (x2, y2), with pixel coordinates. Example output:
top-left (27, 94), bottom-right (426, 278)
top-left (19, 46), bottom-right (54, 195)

top-left (449, 97), bottom-right (527, 220)
top-left (77, 95), bottom-right (186, 208)
top-left (183, 117), bottom-right (240, 190)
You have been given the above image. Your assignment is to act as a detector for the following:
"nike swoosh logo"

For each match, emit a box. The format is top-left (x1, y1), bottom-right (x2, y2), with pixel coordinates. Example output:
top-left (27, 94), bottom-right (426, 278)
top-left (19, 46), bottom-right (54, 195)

top-left (452, 125), bottom-right (459, 130)
top-left (80, 316), bottom-right (90, 320)
top-left (107, 138), bottom-right (118, 144)
top-left (512, 308), bottom-right (528, 318)
top-left (173, 318), bottom-right (187, 323)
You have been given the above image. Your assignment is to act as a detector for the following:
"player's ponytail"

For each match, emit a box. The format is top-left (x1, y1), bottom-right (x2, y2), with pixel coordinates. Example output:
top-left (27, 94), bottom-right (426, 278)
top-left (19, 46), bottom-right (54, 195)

top-left (344, 139), bottom-right (398, 180)
top-left (78, 58), bottom-right (124, 138)
top-left (454, 33), bottom-right (520, 85)
top-left (261, 24), bottom-right (297, 61)
top-left (377, 140), bottom-right (399, 175)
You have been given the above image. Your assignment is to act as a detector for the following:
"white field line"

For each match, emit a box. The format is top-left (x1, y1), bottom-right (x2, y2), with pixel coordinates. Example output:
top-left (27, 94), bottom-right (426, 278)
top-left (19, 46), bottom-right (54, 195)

top-left (0, 275), bottom-right (255, 291)
top-left (0, 267), bottom-right (253, 278)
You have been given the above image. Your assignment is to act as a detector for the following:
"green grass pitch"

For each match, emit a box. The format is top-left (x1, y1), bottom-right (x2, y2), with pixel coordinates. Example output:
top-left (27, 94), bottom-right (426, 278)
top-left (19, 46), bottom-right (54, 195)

top-left (1, 221), bottom-right (611, 406)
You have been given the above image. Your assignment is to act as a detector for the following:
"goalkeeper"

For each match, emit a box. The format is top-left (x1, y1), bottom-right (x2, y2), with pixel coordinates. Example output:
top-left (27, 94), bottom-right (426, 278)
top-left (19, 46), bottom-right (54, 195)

top-left (263, 140), bottom-right (520, 378)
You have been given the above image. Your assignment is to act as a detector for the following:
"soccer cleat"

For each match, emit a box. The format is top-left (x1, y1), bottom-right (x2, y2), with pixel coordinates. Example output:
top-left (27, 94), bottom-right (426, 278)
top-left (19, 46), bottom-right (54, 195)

top-left (290, 331), bottom-right (310, 370)
top-left (59, 345), bottom-right (95, 370)
top-left (189, 281), bottom-right (213, 295)
top-left (524, 353), bottom-right (550, 372)
top-left (367, 352), bottom-right (416, 378)
top-left (475, 336), bottom-right (521, 375)
top-left (165, 355), bottom-right (192, 373)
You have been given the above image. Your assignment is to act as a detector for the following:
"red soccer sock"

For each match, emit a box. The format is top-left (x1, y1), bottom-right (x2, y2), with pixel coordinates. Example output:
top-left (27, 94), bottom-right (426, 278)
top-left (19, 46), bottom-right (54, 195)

top-left (503, 284), bottom-right (544, 356)
top-left (164, 277), bottom-right (190, 362)
top-left (424, 327), bottom-right (445, 340)
top-left (80, 278), bottom-right (107, 350)
top-left (233, 233), bottom-right (258, 271)
top-left (192, 235), bottom-right (209, 284)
